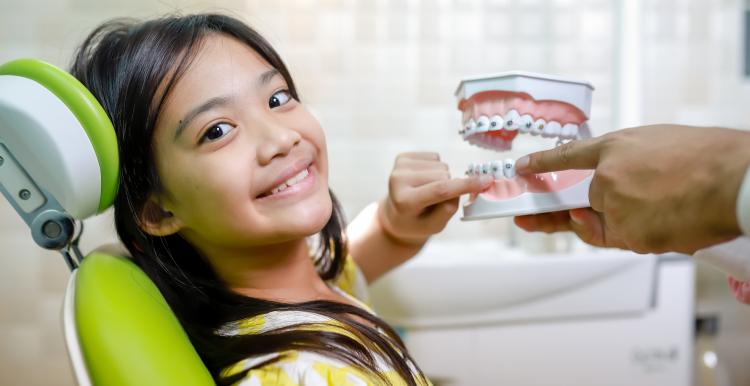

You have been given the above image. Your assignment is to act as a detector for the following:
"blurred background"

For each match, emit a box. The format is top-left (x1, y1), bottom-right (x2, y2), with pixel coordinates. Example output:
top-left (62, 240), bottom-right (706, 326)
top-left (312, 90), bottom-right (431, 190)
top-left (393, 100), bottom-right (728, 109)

top-left (1, 0), bottom-right (750, 384)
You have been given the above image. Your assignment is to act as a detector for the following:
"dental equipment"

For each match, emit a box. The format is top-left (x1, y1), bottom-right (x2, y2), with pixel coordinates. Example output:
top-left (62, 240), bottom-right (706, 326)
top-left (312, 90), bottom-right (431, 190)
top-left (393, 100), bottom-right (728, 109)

top-left (0, 58), bottom-right (215, 386)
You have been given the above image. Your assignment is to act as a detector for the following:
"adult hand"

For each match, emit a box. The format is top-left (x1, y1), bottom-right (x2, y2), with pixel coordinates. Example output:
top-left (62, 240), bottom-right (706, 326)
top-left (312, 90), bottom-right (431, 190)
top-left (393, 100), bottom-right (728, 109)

top-left (513, 125), bottom-right (750, 254)
top-left (379, 152), bottom-right (493, 246)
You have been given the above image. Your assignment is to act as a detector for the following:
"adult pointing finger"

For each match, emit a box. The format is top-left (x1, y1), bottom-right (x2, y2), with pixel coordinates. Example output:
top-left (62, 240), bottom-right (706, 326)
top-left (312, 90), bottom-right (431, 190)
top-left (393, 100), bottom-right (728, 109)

top-left (513, 125), bottom-right (750, 254)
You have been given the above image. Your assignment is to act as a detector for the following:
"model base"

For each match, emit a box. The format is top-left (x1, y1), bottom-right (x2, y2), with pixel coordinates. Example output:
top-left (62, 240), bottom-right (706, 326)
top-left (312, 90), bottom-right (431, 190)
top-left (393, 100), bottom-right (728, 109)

top-left (462, 174), bottom-right (593, 220)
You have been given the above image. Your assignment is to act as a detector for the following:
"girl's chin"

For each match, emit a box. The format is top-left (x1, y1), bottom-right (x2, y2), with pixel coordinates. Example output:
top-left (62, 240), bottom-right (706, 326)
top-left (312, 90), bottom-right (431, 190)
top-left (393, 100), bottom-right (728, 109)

top-left (278, 197), bottom-right (333, 233)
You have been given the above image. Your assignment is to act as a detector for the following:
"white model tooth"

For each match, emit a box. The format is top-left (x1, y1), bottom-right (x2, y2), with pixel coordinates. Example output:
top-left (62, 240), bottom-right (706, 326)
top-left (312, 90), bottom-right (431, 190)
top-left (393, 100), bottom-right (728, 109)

top-left (519, 114), bottom-right (533, 133)
top-left (531, 119), bottom-right (545, 136)
top-left (489, 115), bottom-right (503, 131)
top-left (542, 121), bottom-right (561, 138)
top-left (561, 123), bottom-right (579, 139)
top-left (571, 125), bottom-right (580, 139)
top-left (476, 115), bottom-right (490, 133)
top-left (464, 119), bottom-right (476, 138)
top-left (466, 163), bottom-right (475, 176)
top-left (503, 109), bottom-right (520, 131)
top-left (502, 158), bottom-right (516, 178)
top-left (490, 160), bottom-right (504, 179)
top-left (473, 163), bottom-right (482, 175)
top-left (480, 162), bottom-right (491, 175)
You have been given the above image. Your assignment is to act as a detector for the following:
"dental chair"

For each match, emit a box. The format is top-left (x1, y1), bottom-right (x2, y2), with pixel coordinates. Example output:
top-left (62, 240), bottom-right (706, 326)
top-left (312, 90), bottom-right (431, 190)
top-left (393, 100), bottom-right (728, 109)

top-left (0, 59), bottom-right (215, 386)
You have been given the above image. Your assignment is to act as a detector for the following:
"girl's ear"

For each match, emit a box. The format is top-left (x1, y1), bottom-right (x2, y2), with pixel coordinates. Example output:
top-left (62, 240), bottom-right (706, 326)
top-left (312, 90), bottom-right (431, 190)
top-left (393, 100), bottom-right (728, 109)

top-left (139, 197), bottom-right (183, 237)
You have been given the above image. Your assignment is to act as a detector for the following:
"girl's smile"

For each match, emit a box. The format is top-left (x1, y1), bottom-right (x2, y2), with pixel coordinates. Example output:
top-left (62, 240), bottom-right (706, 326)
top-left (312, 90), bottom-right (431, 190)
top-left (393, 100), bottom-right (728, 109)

top-left (256, 164), bottom-right (316, 201)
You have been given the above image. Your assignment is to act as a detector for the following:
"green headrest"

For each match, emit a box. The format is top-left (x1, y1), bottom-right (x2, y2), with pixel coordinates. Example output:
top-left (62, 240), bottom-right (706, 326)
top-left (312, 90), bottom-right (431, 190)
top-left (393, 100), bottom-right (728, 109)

top-left (0, 58), bottom-right (118, 213)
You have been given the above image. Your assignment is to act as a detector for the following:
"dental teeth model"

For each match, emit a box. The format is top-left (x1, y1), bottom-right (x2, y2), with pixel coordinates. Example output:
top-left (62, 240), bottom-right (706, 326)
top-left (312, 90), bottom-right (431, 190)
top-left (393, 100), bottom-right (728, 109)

top-left (456, 71), bottom-right (596, 220)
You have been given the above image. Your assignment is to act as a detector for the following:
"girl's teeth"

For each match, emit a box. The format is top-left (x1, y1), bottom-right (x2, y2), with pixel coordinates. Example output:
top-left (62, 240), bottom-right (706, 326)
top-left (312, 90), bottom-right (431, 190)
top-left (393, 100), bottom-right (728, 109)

top-left (270, 169), bottom-right (309, 195)
top-left (271, 183), bottom-right (287, 195)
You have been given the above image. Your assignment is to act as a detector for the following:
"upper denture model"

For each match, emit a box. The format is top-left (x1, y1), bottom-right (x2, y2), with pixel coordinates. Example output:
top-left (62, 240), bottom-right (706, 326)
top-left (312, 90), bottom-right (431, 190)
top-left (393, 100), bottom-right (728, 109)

top-left (455, 71), bottom-right (596, 220)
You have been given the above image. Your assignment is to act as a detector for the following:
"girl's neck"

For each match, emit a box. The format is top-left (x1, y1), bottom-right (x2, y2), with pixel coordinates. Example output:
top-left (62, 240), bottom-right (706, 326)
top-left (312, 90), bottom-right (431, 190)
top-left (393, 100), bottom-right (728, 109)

top-left (196, 237), bottom-right (334, 303)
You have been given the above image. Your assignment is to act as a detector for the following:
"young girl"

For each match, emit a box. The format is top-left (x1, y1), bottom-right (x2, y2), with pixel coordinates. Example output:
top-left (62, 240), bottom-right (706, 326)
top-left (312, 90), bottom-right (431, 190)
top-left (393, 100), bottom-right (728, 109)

top-left (71, 13), bottom-right (492, 386)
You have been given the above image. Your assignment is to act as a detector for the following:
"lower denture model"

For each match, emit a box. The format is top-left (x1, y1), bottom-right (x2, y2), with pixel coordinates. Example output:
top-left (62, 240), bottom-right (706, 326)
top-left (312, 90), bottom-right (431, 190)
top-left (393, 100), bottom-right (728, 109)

top-left (456, 72), bottom-right (596, 220)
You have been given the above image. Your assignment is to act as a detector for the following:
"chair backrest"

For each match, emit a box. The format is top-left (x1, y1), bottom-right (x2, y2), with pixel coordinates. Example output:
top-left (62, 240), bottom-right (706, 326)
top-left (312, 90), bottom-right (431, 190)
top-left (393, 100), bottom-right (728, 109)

top-left (66, 251), bottom-right (215, 386)
top-left (0, 58), bottom-right (215, 385)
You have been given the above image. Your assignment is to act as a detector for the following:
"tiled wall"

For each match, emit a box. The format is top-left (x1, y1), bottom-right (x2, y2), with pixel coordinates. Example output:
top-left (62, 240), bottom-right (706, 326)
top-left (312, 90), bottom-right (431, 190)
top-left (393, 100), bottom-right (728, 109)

top-left (1, 0), bottom-right (749, 385)
top-left (641, 0), bottom-right (750, 128)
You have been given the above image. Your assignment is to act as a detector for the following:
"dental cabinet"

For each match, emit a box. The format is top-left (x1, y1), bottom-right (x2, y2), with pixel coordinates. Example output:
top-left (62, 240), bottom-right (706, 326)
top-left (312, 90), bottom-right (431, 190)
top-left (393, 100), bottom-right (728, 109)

top-left (370, 241), bottom-right (694, 386)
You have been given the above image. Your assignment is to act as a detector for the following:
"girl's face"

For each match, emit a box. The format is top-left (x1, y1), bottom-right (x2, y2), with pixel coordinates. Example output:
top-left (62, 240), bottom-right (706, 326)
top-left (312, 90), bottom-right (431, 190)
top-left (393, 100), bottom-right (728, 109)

top-left (147, 34), bottom-right (332, 250)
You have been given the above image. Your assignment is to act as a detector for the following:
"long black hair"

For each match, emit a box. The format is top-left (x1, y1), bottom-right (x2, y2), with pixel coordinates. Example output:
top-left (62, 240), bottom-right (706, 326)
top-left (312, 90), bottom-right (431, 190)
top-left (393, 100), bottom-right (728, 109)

top-left (70, 13), bottom-right (424, 386)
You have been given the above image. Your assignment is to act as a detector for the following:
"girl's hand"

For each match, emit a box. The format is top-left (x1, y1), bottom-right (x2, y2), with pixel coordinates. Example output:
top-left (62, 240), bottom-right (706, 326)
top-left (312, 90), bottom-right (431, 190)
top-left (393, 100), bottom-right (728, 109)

top-left (378, 152), bottom-right (494, 246)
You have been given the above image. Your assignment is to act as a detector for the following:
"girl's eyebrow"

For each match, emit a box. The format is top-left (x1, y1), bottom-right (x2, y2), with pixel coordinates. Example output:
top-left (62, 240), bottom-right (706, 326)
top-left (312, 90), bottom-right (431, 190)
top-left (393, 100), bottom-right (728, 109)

top-left (173, 68), bottom-right (281, 142)
top-left (174, 96), bottom-right (231, 141)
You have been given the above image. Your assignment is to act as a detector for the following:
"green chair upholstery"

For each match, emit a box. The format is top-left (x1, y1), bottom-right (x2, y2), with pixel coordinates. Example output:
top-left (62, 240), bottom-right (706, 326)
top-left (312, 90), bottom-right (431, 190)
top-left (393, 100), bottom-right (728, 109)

top-left (0, 58), bottom-right (215, 385)
top-left (68, 251), bottom-right (215, 386)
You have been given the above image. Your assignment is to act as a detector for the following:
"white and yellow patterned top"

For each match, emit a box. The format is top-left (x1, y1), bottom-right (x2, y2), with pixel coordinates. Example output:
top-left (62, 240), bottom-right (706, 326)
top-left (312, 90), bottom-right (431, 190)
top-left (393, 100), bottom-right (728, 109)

top-left (216, 256), bottom-right (431, 386)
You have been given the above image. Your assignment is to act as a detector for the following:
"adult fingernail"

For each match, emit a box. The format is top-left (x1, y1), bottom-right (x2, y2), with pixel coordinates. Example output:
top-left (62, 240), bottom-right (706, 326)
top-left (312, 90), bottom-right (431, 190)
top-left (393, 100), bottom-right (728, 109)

top-left (570, 210), bottom-right (585, 225)
top-left (515, 156), bottom-right (529, 173)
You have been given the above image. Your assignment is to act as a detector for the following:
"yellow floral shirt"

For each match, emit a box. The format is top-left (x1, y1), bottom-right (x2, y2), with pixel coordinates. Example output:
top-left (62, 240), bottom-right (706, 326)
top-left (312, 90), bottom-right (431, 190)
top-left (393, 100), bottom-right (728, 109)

top-left (216, 256), bottom-right (430, 386)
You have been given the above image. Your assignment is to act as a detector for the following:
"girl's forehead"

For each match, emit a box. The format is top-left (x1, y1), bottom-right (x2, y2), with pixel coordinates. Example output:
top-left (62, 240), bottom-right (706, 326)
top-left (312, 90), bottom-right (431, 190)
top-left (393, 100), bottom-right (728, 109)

top-left (157, 34), bottom-right (276, 127)
top-left (182, 34), bottom-right (274, 87)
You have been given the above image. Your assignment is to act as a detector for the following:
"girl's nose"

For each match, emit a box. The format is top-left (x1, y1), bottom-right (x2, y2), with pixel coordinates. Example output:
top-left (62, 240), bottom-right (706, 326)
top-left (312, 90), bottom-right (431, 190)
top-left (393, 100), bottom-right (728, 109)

top-left (256, 121), bottom-right (302, 165)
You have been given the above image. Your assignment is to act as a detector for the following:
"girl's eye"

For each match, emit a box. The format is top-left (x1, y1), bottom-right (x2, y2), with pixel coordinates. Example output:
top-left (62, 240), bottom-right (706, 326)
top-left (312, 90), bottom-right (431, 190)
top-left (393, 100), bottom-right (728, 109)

top-left (269, 90), bottom-right (291, 108)
top-left (201, 122), bottom-right (235, 143)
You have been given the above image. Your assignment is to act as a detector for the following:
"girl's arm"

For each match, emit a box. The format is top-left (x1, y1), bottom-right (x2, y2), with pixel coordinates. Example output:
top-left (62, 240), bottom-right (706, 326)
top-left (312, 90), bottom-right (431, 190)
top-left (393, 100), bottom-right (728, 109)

top-left (347, 152), bottom-right (492, 283)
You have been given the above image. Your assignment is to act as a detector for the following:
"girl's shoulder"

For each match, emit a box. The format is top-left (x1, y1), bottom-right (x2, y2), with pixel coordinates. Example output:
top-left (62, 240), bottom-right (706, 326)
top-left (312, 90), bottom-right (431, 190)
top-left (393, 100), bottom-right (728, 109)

top-left (223, 350), bottom-right (411, 386)
top-left (330, 254), bottom-right (371, 308)
top-left (215, 255), bottom-right (374, 339)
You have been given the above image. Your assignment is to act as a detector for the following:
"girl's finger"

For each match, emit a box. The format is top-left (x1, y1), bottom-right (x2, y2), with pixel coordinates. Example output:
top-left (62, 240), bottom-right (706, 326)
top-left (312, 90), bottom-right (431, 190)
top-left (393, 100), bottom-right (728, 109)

top-left (402, 176), bottom-right (493, 209)
top-left (392, 169), bottom-right (451, 187)
top-left (418, 199), bottom-right (460, 233)
top-left (397, 152), bottom-right (440, 161)
top-left (395, 158), bottom-right (450, 171)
